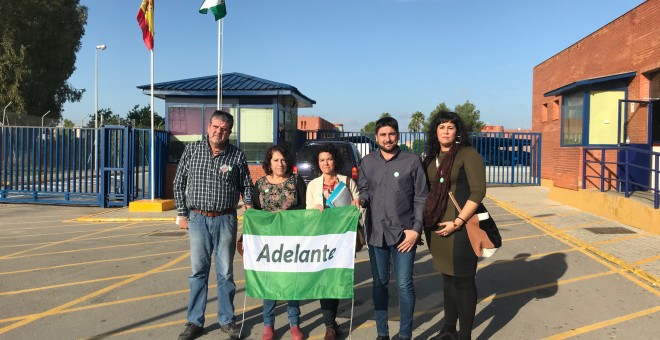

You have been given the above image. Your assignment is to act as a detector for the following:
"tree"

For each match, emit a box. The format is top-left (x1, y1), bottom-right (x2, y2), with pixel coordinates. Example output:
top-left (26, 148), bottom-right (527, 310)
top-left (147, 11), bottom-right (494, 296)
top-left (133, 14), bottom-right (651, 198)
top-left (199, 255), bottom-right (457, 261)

top-left (86, 108), bottom-right (122, 128)
top-left (454, 100), bottom-right (484, 132)
top-left (427, 102), bottom-right (450, 127)
top-left (426, 101), bottom-right (484, 133)
top-left (62, 118), bottom-right (76, 128)
top-left (0, 0), bottom-right (87, 122)
top-left (408, 111), bottom-right (426, 132)
top-left (361, 112), bottom-right (392, 134)
top-left (126, 105), bottom-right (165, 129)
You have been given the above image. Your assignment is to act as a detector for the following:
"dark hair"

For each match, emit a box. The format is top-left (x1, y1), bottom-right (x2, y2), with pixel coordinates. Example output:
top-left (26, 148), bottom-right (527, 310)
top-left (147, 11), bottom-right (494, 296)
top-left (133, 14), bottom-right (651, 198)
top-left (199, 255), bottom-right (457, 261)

top-left (210, 110), bottom-right (234, 129)
top-left (423, 111), bottom-right (470, 167)
top-left (375, 117), bottom-right (399, 134)
top-left (262, 145), bottom-right (293, 176)
top-left (313, 143), bottom-right (343, 176)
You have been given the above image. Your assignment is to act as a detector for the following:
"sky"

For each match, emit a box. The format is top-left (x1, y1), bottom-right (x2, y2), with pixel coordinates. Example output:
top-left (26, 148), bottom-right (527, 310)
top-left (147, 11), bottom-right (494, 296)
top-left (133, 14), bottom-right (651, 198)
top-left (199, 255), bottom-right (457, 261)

top-left (63, 0), bottom-right (647, 132)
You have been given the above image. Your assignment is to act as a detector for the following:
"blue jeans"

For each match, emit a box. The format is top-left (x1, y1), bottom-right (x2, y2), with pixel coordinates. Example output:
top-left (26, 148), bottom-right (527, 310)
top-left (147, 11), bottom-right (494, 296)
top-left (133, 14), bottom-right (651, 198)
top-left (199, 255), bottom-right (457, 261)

top-left (368, 244), bottom-right (417, 339)
top-left (262, 300), bottom-right (301, 326)
top-left (186, 210), bottom-right (237, 327)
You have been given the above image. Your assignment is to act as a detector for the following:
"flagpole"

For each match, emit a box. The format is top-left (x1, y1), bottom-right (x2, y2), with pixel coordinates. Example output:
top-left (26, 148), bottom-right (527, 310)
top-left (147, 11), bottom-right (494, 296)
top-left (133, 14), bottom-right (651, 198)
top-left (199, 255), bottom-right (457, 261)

top-left (150, 47), bottom-right (155, 200)
top-left (217, 19), bottom-right (223, 109)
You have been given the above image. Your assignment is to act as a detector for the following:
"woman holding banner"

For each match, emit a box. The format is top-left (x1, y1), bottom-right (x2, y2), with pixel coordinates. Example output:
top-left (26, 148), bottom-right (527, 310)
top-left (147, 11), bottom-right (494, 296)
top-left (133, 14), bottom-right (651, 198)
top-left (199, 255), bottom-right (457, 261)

top-left (251, 145), bottom-right (307, 340)
top-left (422, 111), bottom-right (486, 340)
top-left (306, 143), bottom-right (359, 340)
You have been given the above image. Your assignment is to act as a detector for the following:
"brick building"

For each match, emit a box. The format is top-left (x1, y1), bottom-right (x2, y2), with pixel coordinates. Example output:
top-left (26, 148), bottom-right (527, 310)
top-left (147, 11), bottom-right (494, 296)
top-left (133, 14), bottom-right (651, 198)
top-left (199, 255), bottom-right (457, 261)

top-left (532, 0), bottom-right (660, 231)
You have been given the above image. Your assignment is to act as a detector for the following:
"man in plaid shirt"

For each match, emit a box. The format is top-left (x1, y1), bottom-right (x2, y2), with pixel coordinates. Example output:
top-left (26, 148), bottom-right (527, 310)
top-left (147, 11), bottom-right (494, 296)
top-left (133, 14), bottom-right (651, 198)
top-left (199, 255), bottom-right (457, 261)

top-left (174, 110), bottom-right (253, 340)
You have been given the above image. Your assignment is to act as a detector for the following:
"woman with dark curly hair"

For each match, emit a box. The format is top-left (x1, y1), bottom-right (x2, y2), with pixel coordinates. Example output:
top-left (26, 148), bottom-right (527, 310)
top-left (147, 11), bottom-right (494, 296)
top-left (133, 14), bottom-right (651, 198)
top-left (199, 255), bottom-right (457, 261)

top-left (250, 145), bottom-right (306, 340)
top-left (422, 111), bottom-right (486, 340)
top-left (305, 143), bottom-right (359, 340)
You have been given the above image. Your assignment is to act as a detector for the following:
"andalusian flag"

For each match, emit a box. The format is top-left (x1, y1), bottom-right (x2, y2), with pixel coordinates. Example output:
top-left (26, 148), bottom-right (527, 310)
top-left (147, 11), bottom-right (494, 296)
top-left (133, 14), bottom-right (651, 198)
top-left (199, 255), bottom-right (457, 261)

top-left (137, 0), bottom-right (154, 50)
top-left (242, 206), bottom-right (360, 300)
top-left (199, 0), bottom-right (227, 21)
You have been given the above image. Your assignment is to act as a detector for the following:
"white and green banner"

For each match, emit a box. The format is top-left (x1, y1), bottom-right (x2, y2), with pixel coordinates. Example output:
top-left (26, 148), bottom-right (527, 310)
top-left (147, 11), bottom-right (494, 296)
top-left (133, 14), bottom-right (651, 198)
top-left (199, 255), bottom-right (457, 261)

top-left (243, 206), bottom-right (360, 300)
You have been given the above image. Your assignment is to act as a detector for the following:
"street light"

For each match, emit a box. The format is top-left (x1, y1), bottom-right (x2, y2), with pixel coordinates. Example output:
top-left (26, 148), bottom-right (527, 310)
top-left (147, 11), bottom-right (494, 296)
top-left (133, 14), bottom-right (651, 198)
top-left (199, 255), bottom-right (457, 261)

top-left (94, 44), bottom-right (106, 173)
top-left (2, 102), bottom-right (11, 126)
top-left (41, 110), bottom-right (51, 128)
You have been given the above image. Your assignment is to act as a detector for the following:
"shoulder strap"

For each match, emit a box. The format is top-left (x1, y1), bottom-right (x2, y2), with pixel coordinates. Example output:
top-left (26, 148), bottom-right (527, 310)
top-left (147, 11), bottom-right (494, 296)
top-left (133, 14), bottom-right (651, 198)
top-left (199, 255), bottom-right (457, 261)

top-left (448, 192), bottom-right (463, 212)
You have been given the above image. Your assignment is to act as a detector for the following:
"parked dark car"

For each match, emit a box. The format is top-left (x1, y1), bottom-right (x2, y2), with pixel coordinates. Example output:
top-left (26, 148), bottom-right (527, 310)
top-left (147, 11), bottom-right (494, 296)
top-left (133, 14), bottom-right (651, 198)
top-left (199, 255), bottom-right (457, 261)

top-left (294, 140), bottom-right (361, 184)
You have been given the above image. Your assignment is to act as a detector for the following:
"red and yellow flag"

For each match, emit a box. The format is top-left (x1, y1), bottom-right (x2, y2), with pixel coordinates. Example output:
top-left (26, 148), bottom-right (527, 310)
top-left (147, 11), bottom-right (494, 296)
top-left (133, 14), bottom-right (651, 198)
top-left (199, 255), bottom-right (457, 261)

top-left (137, 0), bottom-right (154, 50)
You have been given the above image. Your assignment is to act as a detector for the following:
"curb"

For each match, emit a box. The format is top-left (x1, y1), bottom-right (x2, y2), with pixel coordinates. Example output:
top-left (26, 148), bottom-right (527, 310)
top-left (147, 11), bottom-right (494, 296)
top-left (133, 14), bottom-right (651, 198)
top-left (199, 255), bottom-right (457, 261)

top-left (487, 195), bottom-right (659, 288)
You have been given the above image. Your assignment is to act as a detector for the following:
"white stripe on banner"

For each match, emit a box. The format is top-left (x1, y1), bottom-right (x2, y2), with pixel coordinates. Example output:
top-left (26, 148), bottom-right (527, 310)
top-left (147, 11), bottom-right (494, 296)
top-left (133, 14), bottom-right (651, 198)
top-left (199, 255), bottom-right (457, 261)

top-left (243, 232), bottom-right (356, 272)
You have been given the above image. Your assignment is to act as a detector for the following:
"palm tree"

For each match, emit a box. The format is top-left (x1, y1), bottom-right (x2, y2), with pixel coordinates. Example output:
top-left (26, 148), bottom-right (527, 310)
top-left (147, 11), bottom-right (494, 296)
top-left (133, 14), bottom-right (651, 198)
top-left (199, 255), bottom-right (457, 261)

top-left (408, 111), bottom-right (426, 132)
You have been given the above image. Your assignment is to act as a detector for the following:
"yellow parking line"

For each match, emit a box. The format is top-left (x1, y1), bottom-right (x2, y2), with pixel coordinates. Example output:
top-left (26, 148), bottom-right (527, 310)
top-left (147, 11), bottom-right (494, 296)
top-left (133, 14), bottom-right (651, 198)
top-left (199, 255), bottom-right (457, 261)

top-left (0, 250), bottom-right (187, 276)
top-left (543, 306), bottom-right (660, 340)
top-left (502, 234), bottom-right (548, 242)
top-left (4, 238), bottom-right (186, 260)
top-left (0, 232), bottom-right (152, 249)
top-left (495, 221), bottom-right (528, 227)
top-left (488, 195), bottom-right (660, 291)
top-left (0, 252), bottom-right (190, 335)
top-left (0, 222), bottom-right (138, 259)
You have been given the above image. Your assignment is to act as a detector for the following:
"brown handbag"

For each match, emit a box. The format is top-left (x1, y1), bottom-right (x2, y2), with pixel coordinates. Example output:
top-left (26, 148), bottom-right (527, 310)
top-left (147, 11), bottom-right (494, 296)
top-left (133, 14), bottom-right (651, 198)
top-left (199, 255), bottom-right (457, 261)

top-left (449, 192), bottom-right (500, 257)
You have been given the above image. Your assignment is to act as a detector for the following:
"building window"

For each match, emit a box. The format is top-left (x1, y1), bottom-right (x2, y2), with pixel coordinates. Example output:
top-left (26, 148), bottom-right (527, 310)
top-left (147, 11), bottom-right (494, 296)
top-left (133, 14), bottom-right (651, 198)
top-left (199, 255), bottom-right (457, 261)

top-left (561, 90), bottom-right (626, 146)
top-left (167, 105), bottom-right (239, 163)
top-left (561, 92), bottom-right (583, 145)
top-left (553, 99), bottom-right (560, 120)
top-left (239, 108), bottom-right (273, 162)
top-left (542, 103), bottom-right (548, 122)
top-left (588, 90), bottom-right (625, 145)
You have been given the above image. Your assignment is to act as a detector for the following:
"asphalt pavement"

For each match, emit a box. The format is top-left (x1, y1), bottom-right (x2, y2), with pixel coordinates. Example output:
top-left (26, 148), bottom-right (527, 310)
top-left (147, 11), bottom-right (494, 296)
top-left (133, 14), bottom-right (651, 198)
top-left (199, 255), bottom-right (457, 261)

top-left (0, 186), bottom-right (658, 339)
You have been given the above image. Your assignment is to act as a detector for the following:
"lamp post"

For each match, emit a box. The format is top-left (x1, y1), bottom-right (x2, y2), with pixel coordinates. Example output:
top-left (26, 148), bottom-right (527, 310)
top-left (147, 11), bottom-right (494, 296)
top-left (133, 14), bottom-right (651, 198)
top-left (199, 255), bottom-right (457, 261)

top-left (2, 102), bottom-right (11, 126)
top-left (94, 44), bottom-right (106, 174)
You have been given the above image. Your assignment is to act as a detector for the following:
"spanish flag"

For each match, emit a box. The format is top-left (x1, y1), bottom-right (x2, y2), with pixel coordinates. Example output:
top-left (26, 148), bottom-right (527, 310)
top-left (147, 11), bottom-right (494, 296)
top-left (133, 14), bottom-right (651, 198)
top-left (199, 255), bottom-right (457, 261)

top-left (137, 0), bottom-right (154, 50)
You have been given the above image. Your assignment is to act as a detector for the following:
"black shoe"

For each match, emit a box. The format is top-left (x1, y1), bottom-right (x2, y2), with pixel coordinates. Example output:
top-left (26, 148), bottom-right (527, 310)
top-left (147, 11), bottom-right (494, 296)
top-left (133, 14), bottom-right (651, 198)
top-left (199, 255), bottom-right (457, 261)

top-left (376, 336), bottom-right (390, 340)
top-left (178, 322), bottom-right (204, 340)
top-left (220, 321), bottom-right (241, 339)
top-left (429, 328), bottom-right (459, 340)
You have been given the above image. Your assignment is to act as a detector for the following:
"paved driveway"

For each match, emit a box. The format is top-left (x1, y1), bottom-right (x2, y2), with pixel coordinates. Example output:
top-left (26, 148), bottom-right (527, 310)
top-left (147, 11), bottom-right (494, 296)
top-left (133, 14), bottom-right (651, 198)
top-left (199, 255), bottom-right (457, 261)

top-left (0, 194), bottom-right (658, 339)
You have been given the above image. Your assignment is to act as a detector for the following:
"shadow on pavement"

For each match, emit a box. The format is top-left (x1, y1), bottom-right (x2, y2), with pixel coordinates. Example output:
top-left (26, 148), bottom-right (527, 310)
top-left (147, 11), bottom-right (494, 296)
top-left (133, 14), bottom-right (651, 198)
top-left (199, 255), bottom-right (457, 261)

top-left (474, 252), bottom-right (567, 339)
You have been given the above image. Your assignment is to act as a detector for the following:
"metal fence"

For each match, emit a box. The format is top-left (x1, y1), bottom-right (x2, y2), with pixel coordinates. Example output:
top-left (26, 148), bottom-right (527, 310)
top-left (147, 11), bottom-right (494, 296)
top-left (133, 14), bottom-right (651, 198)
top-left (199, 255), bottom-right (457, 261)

top-left (583, 146), bottom-right (659, 209)
top-left (304, 130), bottom-right (541, 186)
top-left (0, 126), bottom-right (168, 207)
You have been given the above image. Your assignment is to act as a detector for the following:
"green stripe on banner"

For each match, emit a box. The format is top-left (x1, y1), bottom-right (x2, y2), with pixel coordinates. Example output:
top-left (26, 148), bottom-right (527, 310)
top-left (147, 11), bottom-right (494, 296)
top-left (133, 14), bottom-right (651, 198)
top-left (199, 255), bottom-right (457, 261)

top-left (243, 205), bottom-right (359, 236)
top-left (245, 268), bottom-right (355, 299)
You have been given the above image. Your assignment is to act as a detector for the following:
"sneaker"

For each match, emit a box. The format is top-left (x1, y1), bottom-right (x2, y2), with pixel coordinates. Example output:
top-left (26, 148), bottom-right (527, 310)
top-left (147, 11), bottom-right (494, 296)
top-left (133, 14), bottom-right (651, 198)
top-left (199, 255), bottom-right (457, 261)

top-left (376, 336), bottom-right (390, 340)
top-left (178, 322), bottom-right (204, 340)
top-left (262, 325), bottom-right (274, 340)
top-left (290, 325), bottom-right (304, 340)
top-left (220, 321), bottom-right (241, 339)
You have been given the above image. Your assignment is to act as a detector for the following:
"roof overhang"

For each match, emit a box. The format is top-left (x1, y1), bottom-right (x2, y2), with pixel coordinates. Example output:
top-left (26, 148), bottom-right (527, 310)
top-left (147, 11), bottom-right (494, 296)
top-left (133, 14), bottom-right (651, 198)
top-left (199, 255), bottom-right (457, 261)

top-left (544, 71), bottom-right (637, 97)
top-left (140, 89), bottom-right (315, 107)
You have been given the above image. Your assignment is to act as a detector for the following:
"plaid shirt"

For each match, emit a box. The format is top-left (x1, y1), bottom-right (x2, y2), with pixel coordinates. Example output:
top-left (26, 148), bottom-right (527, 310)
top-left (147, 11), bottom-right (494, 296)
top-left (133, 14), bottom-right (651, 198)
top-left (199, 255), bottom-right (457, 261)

top-left (173, 139), bottom-right (253, 217)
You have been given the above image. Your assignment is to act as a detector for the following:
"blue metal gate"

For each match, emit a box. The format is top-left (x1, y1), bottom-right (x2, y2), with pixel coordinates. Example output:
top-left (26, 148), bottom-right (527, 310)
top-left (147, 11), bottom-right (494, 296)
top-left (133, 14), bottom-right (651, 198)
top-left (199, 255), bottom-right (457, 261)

top-left (304, 130), bottom-right (541, 186)
top-left (0, 126), bottom-right (167, 207)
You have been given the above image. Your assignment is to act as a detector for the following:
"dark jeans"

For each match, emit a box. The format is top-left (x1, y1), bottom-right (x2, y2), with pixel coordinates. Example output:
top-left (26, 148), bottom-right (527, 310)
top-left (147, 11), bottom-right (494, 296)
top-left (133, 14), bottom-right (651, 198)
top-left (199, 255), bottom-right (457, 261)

top-left (368, 244), bottom-right (417, 338)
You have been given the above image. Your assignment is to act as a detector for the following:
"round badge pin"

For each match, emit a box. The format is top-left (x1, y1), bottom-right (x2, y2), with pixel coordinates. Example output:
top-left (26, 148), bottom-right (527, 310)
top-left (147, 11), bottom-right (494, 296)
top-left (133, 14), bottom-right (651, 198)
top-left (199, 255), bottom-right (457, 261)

top-left (227, 166), bottom-right (233, 172)
top-left (394, 172), bottom-right (400, 177)
top-left (440, 177), bottom-right (445, 183)
top-left (264, 188), bottom-right (270, 193)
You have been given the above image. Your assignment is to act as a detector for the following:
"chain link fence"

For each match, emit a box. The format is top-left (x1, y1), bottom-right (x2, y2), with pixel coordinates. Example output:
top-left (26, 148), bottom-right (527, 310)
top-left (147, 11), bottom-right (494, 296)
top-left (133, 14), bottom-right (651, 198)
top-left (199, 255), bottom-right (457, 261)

top-left (1, 111), bottom-right (64, 127)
